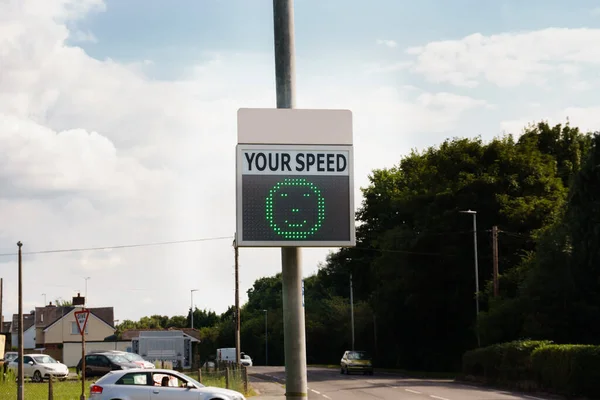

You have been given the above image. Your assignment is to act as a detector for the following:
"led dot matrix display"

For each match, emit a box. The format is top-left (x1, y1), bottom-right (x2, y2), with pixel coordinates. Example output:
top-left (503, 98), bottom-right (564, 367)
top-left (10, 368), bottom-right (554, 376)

top-left (237, 144), bottom-right (354, 247)
top-left (265, 178), bottom-right (326, 240)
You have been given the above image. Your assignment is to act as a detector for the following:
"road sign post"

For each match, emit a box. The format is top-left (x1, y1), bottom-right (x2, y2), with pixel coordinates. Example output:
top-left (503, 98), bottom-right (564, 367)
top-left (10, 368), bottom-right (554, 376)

top-left (74, 309), bottom-right (89, 400)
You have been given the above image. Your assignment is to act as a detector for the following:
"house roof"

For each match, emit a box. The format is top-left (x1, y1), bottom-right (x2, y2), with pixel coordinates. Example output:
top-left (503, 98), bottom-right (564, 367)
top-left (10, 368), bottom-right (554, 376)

top-left (11, 312), bottom-right (36, 334)
top-left (35, 306), bottom-right (115, 330)
top-left (121, 328), bottom-right (201, 341)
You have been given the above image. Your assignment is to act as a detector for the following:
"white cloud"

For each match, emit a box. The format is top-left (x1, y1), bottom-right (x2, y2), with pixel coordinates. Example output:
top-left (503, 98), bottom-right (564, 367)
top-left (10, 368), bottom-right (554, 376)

top-left (0, 0), bottom-right (508, 322)
top-left (377, 39), bottom-right (397, 48)
top-left (405, 28), bottom-right (600, 87)
top-left (69, 29), bottom-right (98, 43)
top-left (501, 106), bottom-right (600, 136)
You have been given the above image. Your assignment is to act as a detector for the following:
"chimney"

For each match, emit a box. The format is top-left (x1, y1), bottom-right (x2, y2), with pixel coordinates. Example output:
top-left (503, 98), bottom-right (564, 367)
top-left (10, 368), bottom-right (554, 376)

top-left (47, 301), bottom-right (56, 307)
top-left (73, 292), bottom-right (85, 306)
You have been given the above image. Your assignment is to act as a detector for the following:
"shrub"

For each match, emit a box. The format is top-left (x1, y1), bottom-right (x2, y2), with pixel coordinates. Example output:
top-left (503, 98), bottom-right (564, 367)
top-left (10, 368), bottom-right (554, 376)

top-left (462, 340), bottom-right (552, 383)
top-left (532, 344), bottom-right (600, 398)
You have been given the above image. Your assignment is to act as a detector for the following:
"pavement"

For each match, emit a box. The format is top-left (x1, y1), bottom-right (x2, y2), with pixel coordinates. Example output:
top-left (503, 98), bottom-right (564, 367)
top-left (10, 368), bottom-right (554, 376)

top-left (248, 366), bottom-right (558, 400)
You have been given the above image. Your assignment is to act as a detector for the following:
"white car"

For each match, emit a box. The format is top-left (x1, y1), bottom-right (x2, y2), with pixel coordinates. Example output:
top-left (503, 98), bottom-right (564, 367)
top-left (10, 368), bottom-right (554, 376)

top-left (240, 355), bottom-right (253, 367)
top-left (7, 354), bottom-right (69, 382)
top-left (89, 368), bottom-right (246, 400)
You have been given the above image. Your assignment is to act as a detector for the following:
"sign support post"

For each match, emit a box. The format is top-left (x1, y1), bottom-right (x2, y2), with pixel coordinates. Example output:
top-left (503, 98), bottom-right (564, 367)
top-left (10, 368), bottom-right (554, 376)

top-left (75, 309), bottom-right (90, 400)
top-left (236, 3), bottom-right (354, 400)
top-left (274, 1), bottom-right (304, 398)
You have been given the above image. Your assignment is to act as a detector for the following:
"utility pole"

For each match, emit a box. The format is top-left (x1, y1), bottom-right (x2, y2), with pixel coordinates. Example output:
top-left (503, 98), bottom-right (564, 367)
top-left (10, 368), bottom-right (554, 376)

top-left (350, 273), bottom-right (355, 351)
top-left (234, 237), bottom-right (241, 367)
top-left (190, 289), bottom-right (198, 329)
top-left (263, 309), bottom-right (268, 366)
top-left (273, 1), bottom-right (307, 398)
top-left (17, 241), bottom-right (24, 400)
top-left (0, 278), bottom-right (3, 327)
top-left (492, 226), bottom-right (499, 297)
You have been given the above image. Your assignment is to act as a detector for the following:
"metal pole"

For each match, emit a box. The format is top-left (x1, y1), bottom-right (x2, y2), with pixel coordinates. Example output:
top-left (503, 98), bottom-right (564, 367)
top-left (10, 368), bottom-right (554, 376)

top-left (350, 273), bottom-right (355, 351)
top-left (17, 241), bottom-right (24, 400)
top-left (84, 277), bottom-right (90, 306)
top-left (190, 289), bottom-right (197, 329)
top-left (0, 278), bottom-right (3, 328)
top-left (472, 214), bottom-right (480, 315)
top-left (234, 238), bottom-right (241, 367)
top-left (80, 311), bottom-right (86, 400)
top-left (273, 1), bottom-right (307, 398)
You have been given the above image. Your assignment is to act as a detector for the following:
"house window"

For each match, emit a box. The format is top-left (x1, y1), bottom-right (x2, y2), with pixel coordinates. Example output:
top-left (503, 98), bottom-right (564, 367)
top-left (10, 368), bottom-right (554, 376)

top-left (71, 322), bottom-right (88, 334)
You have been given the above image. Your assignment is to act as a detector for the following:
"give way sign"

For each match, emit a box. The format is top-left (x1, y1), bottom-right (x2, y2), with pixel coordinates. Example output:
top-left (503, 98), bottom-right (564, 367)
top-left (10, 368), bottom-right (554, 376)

top-left (74, 309), bottom-right (90, 335)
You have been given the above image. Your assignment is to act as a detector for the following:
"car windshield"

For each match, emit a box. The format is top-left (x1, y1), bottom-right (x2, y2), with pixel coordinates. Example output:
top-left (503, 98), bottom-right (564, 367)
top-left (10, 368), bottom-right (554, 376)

top-left (122, 353), bottom-right (144, 362)
top-left (348, 351), bottom-right (370, 360)
top-left (32, 355), bottom-right (57, 364)
top-left (105, 354), bottom-right (130, 363)
top-left (182, 374), bottom-right (205, 388)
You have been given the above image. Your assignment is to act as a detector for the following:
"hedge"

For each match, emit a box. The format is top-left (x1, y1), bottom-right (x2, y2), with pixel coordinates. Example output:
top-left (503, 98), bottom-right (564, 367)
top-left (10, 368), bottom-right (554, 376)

top-left (463, 340), bottom-right (600, 398)
top-left (462, 340), bottom-right (551, 384)
top-left (532, 344), bottom-right (600, 398)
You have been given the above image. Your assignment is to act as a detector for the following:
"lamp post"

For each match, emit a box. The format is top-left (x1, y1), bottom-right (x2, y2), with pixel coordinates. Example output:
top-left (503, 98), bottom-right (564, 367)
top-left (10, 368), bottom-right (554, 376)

top-left (84, 277), bottom-right (91, 306)
top-left (459, 209), bottom-right (481, 346)
top-left (262, 309), bottom-right (268, 366)
top-left (350, 273), bottom-right (355, 351)
top-left (190, 289), bottom-right (198, 329)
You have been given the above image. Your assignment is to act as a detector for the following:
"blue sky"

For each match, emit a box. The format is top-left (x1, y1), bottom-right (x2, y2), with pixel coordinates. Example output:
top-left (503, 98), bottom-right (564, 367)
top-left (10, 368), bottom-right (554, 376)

top-left (74, 0), bottom-right (600, 69)
top-left (4, 0), bottom-right (600, 320)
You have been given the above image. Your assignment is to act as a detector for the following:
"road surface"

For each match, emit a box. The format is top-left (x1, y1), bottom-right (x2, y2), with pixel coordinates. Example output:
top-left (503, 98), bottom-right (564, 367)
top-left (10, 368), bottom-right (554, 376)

top-left (249, 366), bottom-right (555, 400)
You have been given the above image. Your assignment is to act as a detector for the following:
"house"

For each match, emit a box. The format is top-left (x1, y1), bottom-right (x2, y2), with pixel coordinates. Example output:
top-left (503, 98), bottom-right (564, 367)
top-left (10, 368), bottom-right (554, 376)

top-left (121, 328), bottom-right (201, 369)
top-left (10, 311), bottom-right (36, 350)
top-left (34, 293), bottom-right (117, 365)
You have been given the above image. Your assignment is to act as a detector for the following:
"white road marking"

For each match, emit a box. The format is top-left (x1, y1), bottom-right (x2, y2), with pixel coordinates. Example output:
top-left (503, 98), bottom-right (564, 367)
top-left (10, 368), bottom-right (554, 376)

top-left (405, 389), bottom-right (422, 394)
top-left (311, 389), bottom-right (321, 394)
top-left (430, 395), bottom-right (450, 400)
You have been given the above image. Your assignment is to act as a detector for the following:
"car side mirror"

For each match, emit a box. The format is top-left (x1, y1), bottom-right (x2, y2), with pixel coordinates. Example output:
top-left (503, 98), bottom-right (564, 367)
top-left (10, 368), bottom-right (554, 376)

top-left (185, 382), bottom-right (195, 389)
top-left (28, 361), bottom-right (34, 365)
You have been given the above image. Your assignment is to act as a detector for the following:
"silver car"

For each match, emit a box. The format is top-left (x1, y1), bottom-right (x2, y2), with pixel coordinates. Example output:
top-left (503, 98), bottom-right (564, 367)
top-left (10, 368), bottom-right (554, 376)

top-left (89, 368), bottom-right (246, 400)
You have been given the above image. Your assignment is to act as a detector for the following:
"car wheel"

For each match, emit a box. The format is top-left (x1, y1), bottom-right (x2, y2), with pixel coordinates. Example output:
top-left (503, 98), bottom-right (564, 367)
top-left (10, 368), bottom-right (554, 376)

top-left (33, 370), bottom-right (42, 383)
top-left (340, 367), bottom-right (344, 374)
top-left (85, 367), bottom-right (92, 377)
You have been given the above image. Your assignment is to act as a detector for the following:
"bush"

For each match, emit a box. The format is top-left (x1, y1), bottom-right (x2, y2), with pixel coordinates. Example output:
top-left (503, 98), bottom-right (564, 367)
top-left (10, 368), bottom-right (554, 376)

top-left (532, 344), bottom-right (600, 398)
top-left (462, 340), bottom-right (552, 383)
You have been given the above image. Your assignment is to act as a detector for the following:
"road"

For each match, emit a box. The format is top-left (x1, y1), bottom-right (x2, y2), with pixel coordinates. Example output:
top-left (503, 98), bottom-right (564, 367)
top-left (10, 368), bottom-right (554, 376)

top-left (249, 366), bottom-right (555, 400)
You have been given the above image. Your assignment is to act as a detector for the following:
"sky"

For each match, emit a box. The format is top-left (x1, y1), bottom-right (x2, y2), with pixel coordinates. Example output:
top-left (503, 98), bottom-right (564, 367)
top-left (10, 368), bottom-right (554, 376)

top-left (2, 0), bottom-right (600, 324)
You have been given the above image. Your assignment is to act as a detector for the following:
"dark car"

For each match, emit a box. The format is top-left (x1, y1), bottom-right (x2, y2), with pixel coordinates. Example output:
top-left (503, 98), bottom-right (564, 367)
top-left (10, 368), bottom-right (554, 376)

top-left (76, 352), bottom-right (138, 377)
top-left (340, 350), bottom-right (373, 375)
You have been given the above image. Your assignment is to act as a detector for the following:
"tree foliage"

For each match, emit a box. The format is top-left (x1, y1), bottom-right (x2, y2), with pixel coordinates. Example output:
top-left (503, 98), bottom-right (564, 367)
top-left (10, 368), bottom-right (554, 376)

top-left (123, 121), bottom-right (600, 372)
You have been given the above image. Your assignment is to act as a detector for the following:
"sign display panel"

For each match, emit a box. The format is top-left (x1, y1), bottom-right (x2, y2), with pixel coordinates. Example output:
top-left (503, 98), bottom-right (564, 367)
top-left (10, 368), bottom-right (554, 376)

top-left (236, 144), bottom-right (354, 247)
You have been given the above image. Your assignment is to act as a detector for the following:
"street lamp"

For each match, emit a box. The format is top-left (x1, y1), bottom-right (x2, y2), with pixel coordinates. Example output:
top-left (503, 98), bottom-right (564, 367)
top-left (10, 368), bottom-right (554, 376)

top-left (190, 289), bottom-right (198, 329)
top-left (460, 209), bottom-right (481, 346)
top-left (350, 273), bottom-right (355, 351)
top-left (84, 277), bottom-right (91, 306)
top-left (262, 309), bottom-right (268, 366)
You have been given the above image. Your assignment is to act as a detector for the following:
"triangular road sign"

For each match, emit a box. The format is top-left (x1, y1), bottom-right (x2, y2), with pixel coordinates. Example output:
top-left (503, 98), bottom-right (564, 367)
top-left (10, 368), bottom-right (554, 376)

top-left (74, 309), bottom-right (90, 335)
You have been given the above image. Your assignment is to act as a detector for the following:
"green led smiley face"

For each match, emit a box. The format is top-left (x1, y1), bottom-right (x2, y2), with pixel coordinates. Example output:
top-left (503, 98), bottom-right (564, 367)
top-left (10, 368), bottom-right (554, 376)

top-left (265, 178), bottom-right (325, 240)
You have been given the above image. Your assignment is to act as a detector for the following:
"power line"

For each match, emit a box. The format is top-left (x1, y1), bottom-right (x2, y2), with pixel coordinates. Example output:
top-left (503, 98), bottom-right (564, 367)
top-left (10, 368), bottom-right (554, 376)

top-left (0, 235), bottom-right (234, 258)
